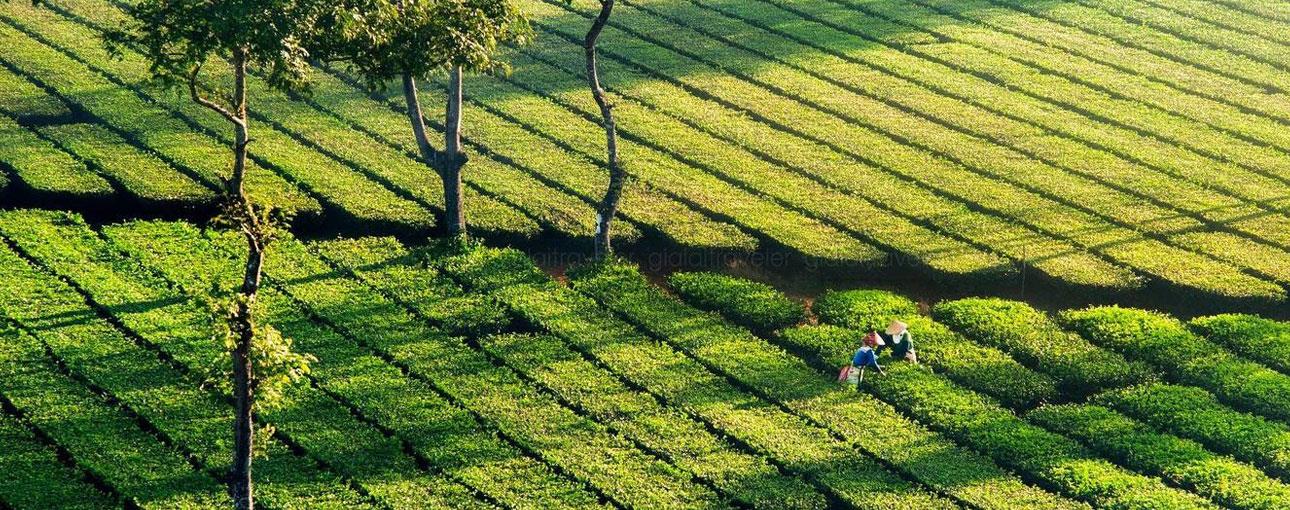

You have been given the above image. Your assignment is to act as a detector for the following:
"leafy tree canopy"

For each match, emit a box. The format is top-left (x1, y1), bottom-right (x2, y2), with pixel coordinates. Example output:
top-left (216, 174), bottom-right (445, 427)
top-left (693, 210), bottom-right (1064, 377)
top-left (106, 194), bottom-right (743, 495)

top-left (321, 0), bottom-right (532, 90)
top-left (105, 0), bottom-right (333, 98)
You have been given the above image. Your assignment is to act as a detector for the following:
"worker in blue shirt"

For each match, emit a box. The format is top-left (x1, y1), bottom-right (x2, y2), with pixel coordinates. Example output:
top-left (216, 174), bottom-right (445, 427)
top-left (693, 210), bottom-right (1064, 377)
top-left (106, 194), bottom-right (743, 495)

top-left (845, 331), bottom-right (885, 388)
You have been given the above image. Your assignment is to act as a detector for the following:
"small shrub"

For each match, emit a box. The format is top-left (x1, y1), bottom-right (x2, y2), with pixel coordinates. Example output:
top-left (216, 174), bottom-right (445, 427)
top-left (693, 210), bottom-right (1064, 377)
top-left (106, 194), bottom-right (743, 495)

top-left (668, 271), bottom-right (806, 333)
top-left (1190, 314), bottom-right (1290, 374)
top-left (813, 289), bottom-right (917, 330)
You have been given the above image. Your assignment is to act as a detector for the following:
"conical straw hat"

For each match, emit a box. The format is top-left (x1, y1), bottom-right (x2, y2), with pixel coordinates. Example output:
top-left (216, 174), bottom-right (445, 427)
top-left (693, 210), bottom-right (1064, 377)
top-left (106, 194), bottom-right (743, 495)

top-left (885, 320), bottom-right (908, 336)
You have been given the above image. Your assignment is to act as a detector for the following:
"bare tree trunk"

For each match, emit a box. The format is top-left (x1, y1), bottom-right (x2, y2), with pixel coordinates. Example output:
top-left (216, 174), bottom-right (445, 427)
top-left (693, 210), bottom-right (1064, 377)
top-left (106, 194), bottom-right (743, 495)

top-left (402, 71), bottom-right (464, 236)
top-left (402, 73), bottom-right (437, 165)
top-left (229, 264), bottom-right (257, 510)
top-left (585, 0), bottom-right (622, 260)
top-left (442, 65), bottom-right (466, 237)
top-left (227, 48), bottom-right (258, 510)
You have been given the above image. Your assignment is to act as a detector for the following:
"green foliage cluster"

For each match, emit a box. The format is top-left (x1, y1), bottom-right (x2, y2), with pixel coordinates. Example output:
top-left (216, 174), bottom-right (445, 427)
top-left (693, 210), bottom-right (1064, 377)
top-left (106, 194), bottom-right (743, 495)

top-left (0, 411), bottom-right (118, 510)
top-left (1095, 384), bottom-right (1290, 481)
top-left (314, 237), bottom-right (512, 337)
top-left (203, 297), bottom-right (314, 416)
top-left (104, 0), bottom-right (327, 96)
top-left (774, 324), bottom-right (858, 361)
top-left (667, 271), bottom-right (806, 334)
top-left (932, 298), bottom-right (1156, 397)
top-left (1061, 306), bottom-right (1290, 423)
top-left (322, 0), bottom-right (532, 87)
top-left (812, 289), bottom-right (917, 331)
top-left (1190, 314), bottom-right (1290, 374)
top-left (1028, 403), bottom-right (1290, 510)
top-left (864, 363), bottom-right (1211, 509)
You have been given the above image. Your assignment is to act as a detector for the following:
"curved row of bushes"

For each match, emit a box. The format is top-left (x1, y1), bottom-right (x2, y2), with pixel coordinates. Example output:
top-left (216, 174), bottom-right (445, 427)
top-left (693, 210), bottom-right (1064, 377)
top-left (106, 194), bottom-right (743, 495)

top-left (1190, 314), bottom-right (1290, 374)
top-left (1060, 306), bottom-right (1290, 423)
top-left (668, 271), bottom-right (807, 334)
top-left (1095, 383), bottom-right (1290, 481)
top-left (1028, 403), bottom-right (1290, 510)
top-left (932, 298), bottom-right (1156, 398)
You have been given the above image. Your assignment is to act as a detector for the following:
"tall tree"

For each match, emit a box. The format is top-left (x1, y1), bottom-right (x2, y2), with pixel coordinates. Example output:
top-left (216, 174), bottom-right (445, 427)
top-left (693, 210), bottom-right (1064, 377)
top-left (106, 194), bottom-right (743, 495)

top-left (324, 0), bottom-right (530, 237)
top-left (105, 1), bottom-right (322, 507)
top-left (585, 0), bottom-right (623, 259)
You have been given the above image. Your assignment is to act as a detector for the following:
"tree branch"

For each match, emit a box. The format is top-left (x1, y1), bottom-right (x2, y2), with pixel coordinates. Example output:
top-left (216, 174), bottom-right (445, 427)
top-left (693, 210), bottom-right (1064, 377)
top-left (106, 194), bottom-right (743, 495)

top-left (188, 65), bottom-right (243, 126)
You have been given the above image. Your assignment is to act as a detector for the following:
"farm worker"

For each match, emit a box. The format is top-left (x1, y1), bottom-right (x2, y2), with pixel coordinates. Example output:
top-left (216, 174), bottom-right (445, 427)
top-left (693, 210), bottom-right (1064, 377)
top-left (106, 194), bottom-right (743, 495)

top-left (845, 332), bottom-right (885, 388)
top-left (882, 320), bottom-right (918, 364)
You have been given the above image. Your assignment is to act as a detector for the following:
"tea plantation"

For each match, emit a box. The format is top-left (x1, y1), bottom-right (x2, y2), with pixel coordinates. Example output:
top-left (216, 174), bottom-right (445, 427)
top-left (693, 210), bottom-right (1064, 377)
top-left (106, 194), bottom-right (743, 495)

top-left (2, 0), bottom-right (1289, 508)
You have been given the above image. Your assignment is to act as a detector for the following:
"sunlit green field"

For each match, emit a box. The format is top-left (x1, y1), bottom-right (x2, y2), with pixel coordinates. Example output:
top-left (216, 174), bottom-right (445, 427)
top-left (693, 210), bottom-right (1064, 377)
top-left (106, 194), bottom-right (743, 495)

top-left (3, 0), bottom-right (1289, 301)
top-left (1, 209), bottom-right (1289, 509)
top-left (2, 0), bottom-right (1290, 508)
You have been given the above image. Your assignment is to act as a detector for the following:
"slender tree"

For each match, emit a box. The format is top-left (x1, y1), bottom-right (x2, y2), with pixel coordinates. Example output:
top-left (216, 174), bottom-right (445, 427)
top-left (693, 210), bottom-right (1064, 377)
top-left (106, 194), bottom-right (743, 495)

top-left (585, 0), bottom-right (623, 259)
top-left (105, 2), bottom-right (322, 507)
top-left (324, 0), bottom-right (530, 237)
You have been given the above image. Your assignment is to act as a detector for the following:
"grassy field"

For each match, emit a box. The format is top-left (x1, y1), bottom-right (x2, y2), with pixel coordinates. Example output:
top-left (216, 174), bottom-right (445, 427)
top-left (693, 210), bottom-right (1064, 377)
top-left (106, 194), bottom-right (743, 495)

top-left (2, 0), bottom-right (1290, 507)
top-left (0, 0), bottom-right (1288, 303)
